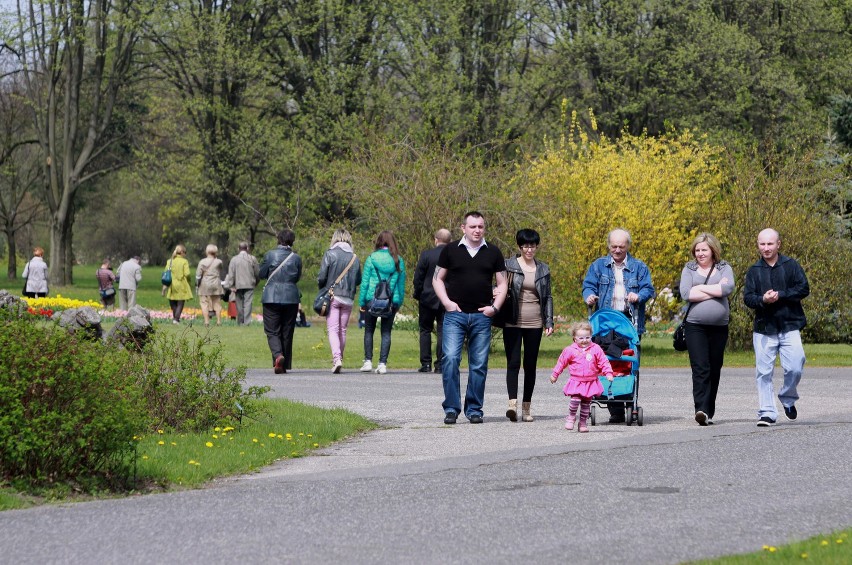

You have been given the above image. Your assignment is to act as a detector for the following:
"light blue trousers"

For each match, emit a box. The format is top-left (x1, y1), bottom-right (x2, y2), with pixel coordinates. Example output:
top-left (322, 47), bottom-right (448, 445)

top-left (753, 330), bottom-right (805, 420)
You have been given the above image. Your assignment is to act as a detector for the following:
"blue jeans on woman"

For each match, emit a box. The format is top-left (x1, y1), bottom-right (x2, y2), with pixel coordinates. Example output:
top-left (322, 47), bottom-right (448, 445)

top-left (363, 311), bottom-right (396, 364)
top-left (441, 311), bottom-right (493, 419)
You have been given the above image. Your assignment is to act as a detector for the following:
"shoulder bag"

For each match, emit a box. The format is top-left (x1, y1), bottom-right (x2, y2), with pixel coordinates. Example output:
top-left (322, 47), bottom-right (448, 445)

top-left (313, 254), bottom-right (357, 316)
top-left (673, 264), bottom-right (714, 351)
top-left (161, 259), bottom-right (173, 286)
top-left (491, 271), bottom-right (514, 329)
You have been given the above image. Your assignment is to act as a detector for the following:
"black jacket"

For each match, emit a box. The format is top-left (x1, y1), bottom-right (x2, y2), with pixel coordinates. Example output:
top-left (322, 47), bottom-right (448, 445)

top-left (413, 244), bottom-right (446, 310)
top-left (743, 254), bottom-right (809, 334)
top-left (503, 256), bottom-right (554, 329)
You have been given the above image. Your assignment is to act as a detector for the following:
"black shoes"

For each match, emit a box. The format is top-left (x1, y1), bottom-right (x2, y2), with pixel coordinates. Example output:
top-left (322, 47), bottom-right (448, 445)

top-left (443, 412), bottom-right (457, 425)
top-left (757, 416), bottom-right (776, 427)
top-left (784, 404), bottom-right (798, 420)
top-left (418, 364), bottom-right (431, 373)
top-left (469, 415), bottom-right (483, 424)
top-left (695, 411), bottom-right (708, 426)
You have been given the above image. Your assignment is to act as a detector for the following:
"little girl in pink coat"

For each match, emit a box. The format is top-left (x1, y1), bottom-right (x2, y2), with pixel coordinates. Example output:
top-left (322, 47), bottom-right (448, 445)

top-left (550, 321), bottom-right (614, 432)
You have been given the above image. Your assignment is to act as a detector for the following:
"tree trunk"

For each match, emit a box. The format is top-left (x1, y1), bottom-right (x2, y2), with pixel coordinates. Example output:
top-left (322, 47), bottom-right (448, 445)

top-left (4, 230), bottom-right (17, 279)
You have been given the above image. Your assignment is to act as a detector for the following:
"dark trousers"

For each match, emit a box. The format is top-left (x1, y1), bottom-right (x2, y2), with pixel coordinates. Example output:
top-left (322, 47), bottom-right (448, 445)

top-left (685, 321), bottom-right (729, 419)
top-left (364, 311), bottom-right (396, 364)
top-left (418, 304), bottom-right (444, 367)
top-left (502, 326), bottom-right (544, 402)
top-left (263, 303), bottom-right (298, 368)
top-left (169, 299), bottom-right (185, 322)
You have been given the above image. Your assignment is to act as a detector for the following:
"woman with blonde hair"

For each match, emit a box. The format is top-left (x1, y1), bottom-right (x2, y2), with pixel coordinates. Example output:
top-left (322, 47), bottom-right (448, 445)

top-left (318, 228), bottom-right (362, 373)
top-left (166, 244), bottom-right (193, 324)
top-left (196, 244), bottom-right (225, 326)
top-left (679, 232), bottom-right (735, 426)
top-left (22, 247), bottom-right (49, 298)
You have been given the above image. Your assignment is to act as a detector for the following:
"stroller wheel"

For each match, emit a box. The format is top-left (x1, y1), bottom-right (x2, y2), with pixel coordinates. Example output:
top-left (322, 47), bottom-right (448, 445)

top-left (590, 405), bottom-right (596, 426)
top-left (625, 406), bottom-right (633, 426)
top-left (637, 406), bottom-right (644, 426)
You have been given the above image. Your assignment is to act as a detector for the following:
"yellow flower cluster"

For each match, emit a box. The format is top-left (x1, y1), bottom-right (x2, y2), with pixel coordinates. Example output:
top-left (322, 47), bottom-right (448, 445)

top-left (23, 295), bottom-right (101, 310)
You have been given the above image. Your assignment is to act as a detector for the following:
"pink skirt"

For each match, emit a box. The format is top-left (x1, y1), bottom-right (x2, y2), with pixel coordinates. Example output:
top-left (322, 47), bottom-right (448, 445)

top-left (563, 377), bottom-right (604, 399)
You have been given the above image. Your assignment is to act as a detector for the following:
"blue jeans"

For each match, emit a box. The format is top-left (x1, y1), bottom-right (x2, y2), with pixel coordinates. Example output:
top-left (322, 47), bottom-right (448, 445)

top-left (442, 311), bottom-right (492, 419)
top-left (754, 330), bottom-right (805, 420)
top-left (363, 311), bottom-right (396, 364)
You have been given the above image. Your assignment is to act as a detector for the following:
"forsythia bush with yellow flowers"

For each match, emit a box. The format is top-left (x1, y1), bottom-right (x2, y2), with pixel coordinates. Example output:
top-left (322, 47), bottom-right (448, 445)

top-left (517, 104), bottom-right (725, 320)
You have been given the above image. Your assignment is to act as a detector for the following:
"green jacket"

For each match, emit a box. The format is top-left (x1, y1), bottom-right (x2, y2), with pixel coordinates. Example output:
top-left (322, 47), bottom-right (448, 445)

top-left (359, 249), bottom-right (405, 308)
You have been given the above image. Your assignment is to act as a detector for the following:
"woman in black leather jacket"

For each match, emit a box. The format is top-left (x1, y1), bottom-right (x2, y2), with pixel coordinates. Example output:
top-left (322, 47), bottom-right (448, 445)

top-left (259, 229), bottom-right (302, 374)
top-left (502, 229), bottom-right (554, 422)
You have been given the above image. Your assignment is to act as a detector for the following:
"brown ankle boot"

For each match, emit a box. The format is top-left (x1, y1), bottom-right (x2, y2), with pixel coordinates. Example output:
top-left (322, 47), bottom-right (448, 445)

top-left (522, 402), bottom-right (534, 422)
top-left (506, 399), bottom-right (518, 422)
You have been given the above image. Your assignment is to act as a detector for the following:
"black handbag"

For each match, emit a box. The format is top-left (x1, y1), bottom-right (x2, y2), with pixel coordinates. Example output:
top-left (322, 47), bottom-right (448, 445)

top-left (491, 272), bottom-right (514, 329)
top-left (314, 254), bottom-right (356, 316)
top-left (673, 264), bottom-right (714, 351)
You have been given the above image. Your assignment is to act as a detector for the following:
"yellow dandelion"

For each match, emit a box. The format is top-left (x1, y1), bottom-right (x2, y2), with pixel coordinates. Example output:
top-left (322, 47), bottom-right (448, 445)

top-left (285, 433), bottom-right (292, 438)
top-left (821, 540), bottom-right (829, 546)
top-left (800, 553), bottom-right (808, 559)
top-left (194, 462), bottom-right (201, 466)
top-left (240, 451), bottom-right (245, 455)
top-left (252, 438), bottom-right (258, 443)
top-left (158, 440), bottom-right (165, 445)
top-left (170, 442), bottom-right (177, 446)
top-left (224, 427), bottom-right (234, 432)
top-left (277, 435), bottom-right (283, 439)
top-left (298, 432), bottom-right (304, 436)
top-left (768, 547), bottom-right (777, 553)
top-left (268, 432), bottom-right (276, 438)
top-left (188, 460), bottom-right (196, 465)
top-left (205, 441), bottom-right (214, 448)
top-left (214, 427), bottom-right (221, 432)
top-left (307, 434), bottom-right (313, 438)
top-left (212, 434), bottom-right (218, 439)
top-left (157, 429), bottom-right (164, 434)
top-left (836, 539), bottom-right (844, 544)
top-left (313, 443), bottom-right (319, 448)
top-left (291, 451), bottom-right (298, 456)
top-left (142, 455), bottom-right (149, 459)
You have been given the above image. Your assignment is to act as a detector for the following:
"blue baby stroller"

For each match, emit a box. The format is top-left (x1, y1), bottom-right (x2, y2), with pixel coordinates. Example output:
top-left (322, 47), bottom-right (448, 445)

top-left (588, 309), bottom-right (643, 426)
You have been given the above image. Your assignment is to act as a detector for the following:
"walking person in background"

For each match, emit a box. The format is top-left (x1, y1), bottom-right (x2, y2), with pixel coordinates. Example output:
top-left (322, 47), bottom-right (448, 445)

top-left (550, 321), bottom-right (614, 433)
top-left (582, 228), bottom-right (654, 423)
top-left (679, 233), bottom-right (735, 426)
top-left (743, 228), bottom-right (810, 427)
top-left (318, 229), bottom-right (361, 373)
top-left (359, 230), bottom-right (405, 375)
top-left (96, 259), bottom-right (116, 310)
top-left (196, 244), bottom-right (225, 327)
top-left (260, 229), bottom-right (302, 374)
top-left (223, 241), bottom-right (260, 325)
top-left (117, 255), bottom-right (142, 311)
top-left (502, 229), bottom-right (554, 422)
top-left (165, 245), bottom-right (193, 324)
top-left (22, 247), bottom-right (50, 298)
top-left (413, 228), bottom-right (451, 373)
top-left (433, 211), bottom-right (507, 424)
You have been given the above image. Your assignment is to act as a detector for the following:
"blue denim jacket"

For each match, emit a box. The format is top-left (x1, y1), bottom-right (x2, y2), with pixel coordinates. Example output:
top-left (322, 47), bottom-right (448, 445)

top-left (582, 254), bottom-right (655, 334)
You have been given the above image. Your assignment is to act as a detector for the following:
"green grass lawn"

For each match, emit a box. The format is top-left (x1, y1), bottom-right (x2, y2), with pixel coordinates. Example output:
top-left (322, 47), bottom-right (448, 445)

top-left (3, 264), bottom-right (849, 369)
top-left (687, 530), bottom-right (849, 564)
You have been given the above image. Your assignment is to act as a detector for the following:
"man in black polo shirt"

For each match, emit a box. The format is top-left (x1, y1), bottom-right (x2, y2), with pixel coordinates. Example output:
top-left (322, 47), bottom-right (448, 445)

top-left (433, 211), bottom-right (508, 424)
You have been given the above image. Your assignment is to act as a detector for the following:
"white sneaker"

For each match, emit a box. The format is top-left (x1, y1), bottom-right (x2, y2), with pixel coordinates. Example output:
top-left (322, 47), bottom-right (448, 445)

top-left (332, 361), bottom-right (343, 374)
top-left (374, 363), bottom-right (387, 374)
top-left (360, 360), bottom-right (373, 372)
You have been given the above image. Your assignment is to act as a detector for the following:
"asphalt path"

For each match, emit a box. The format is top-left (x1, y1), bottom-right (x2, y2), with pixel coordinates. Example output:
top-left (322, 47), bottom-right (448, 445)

top-left (2, 365), bottom-right (850, 564)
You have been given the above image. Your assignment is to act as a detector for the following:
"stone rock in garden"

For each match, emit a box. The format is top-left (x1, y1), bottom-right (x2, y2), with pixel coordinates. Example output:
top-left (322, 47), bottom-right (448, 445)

top-left (104, 306), bottom-right (154, 350)
top-left (56, 306), bottom-right (103, 340)
top-left (0, 290), bottom-right (27, 317)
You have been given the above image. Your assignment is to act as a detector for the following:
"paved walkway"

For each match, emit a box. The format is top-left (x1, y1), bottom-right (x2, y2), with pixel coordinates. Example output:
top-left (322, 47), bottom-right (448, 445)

top-left (1, 366), bottom-right (850, 564)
